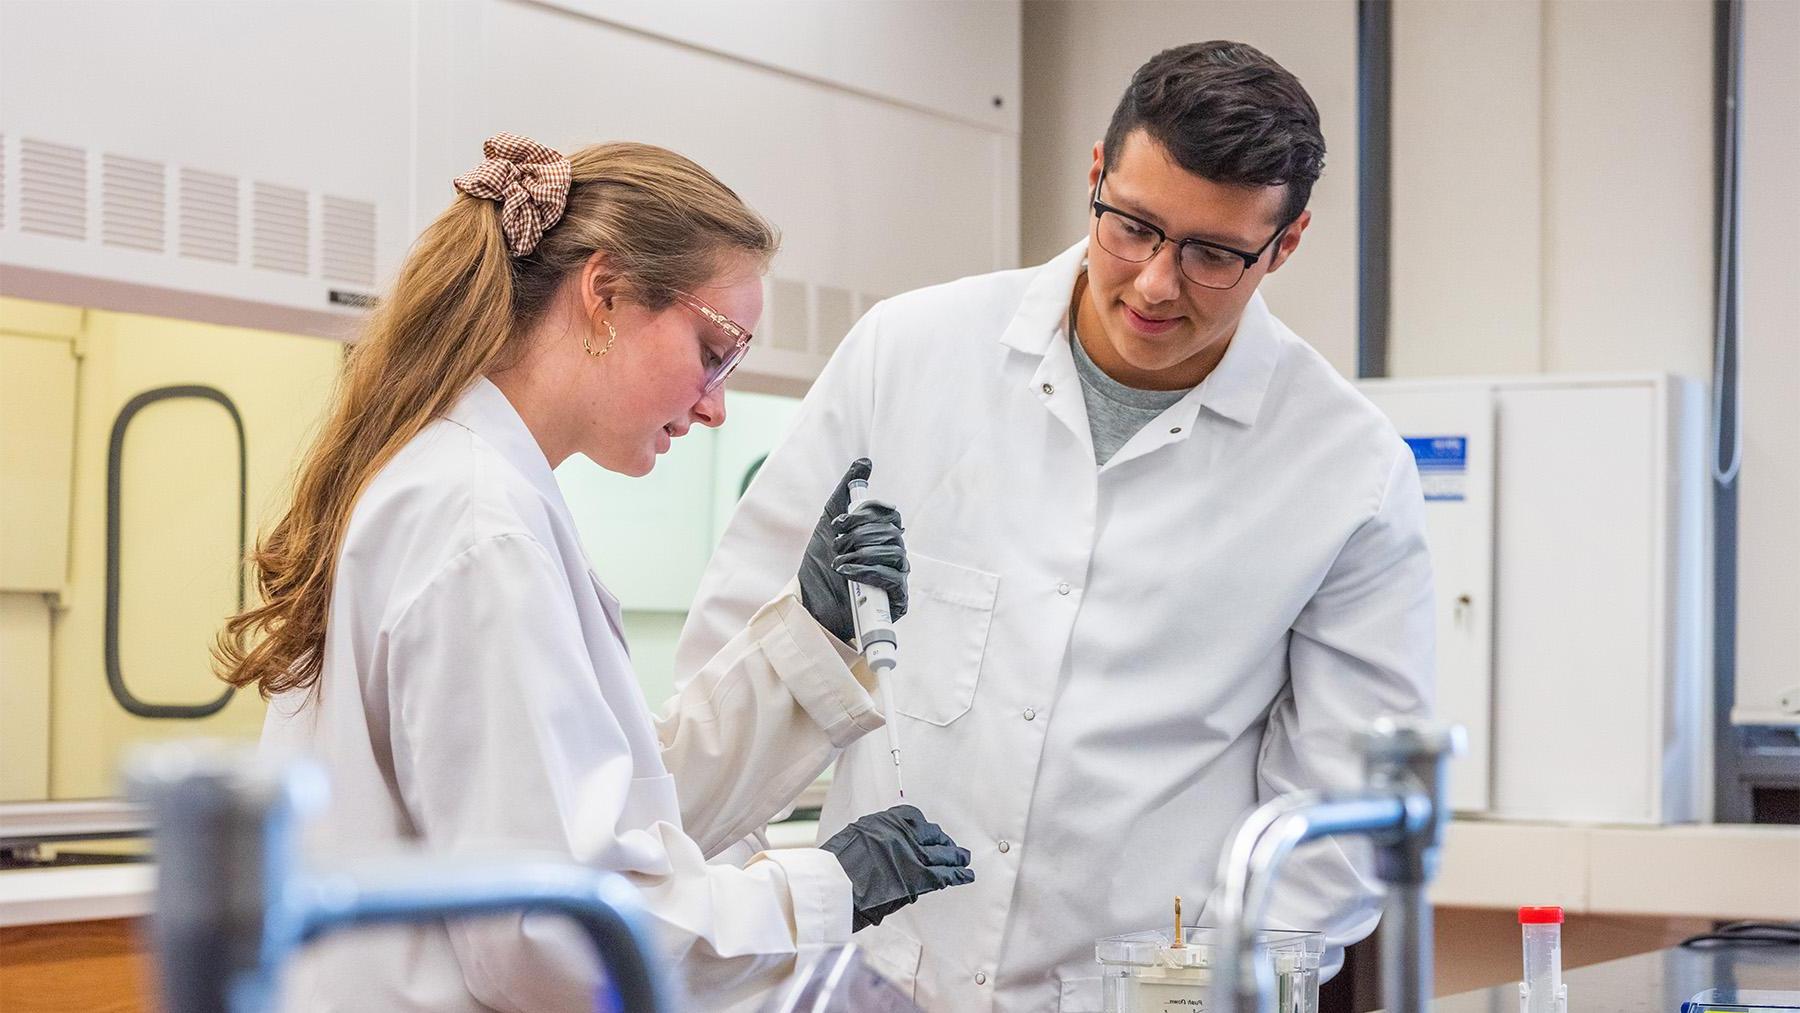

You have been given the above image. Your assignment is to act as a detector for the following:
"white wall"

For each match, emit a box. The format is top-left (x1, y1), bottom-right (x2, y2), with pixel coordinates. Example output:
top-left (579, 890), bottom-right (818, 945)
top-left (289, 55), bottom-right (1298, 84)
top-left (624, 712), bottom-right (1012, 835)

top-left (1389, 0), bottom-right (1800, 728)
top-left (1019, 1), bottom-right (1360, 375)
top-left (540, 0), bottom-right (1020, 132)
top-left (1734, 0), bottom-right (1800, 726)
top-left (0, 0), bottom-right (1021, 395)
top-left (1390, 0), bottom-right (1715, 381)
top-left (0, 0), bottom-right (1020, 719)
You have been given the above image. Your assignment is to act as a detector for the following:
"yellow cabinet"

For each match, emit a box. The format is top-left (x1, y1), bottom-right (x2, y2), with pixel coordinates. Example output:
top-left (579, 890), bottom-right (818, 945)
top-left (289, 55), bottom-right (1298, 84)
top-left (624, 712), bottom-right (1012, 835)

top-left (48, 309), bottom-right (342, 799)
top-left (0, 301), bottom-right (81, 593)
top-left (0, 593), bottom-right (53, 801)
top-left (0, 299), bottom-right (81, 802)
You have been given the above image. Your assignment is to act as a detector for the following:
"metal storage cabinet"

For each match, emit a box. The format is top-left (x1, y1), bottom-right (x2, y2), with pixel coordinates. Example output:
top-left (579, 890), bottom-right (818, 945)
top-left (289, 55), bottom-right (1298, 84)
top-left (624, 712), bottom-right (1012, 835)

top-left (1361, 374), bottom-right (1709, 825)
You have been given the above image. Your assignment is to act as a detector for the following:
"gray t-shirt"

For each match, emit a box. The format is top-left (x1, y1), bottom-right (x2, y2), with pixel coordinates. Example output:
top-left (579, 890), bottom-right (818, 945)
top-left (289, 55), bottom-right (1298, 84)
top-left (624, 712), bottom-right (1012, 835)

top-left (1069, 327), bottom-right (1192, 465)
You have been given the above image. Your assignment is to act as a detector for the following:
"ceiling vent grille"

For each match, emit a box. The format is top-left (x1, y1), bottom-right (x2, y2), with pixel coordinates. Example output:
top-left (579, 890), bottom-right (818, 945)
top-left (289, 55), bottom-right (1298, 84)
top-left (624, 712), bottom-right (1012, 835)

top-left (101, 154), bottom-right (165, 252)
top-left (321, 196), bottom-right (376, 287)
top-left (20, 138), bottom-right (86, 240)
top-left (251, 182), bottom-right (308, 275)
top-left (178, 169), bottom-right (239, 264)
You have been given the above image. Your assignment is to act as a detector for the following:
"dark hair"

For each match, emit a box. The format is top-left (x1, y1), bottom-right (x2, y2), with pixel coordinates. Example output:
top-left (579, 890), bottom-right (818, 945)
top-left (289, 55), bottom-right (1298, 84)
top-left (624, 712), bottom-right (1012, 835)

top-left (1102, 41), bottom-right (1326, 226)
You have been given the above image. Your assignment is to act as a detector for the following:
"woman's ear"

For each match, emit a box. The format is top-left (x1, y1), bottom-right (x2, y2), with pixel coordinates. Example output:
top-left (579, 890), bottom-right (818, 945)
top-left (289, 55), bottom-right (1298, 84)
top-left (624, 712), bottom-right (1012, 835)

top-left (580, 250), bottom-right (619, 316)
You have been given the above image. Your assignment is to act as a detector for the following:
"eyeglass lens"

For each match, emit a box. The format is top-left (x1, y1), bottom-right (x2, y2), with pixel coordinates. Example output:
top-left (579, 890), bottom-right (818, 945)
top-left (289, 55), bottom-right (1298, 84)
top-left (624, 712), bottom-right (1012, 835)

top-left (1094, 210), bottom-right (1252, 290)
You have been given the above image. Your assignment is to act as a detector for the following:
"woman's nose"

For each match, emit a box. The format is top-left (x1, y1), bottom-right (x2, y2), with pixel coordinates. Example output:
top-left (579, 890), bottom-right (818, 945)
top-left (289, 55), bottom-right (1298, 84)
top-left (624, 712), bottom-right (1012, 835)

top-left (692, 385), bottom-right (727, 428)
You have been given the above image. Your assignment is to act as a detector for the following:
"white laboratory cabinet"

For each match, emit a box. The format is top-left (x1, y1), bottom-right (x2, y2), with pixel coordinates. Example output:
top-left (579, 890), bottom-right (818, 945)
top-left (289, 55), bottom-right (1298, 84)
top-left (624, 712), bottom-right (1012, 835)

top-left (1360, 374), bottom-right (1711, 825)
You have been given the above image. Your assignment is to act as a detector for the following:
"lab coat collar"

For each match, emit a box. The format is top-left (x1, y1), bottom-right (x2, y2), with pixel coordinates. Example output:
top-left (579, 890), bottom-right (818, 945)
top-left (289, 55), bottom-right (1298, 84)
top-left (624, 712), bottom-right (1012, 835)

top-left (997, 239), bottom-right (1089, 357)
top-left (445, 376), bottom-right (566, 504)
top-left (1000, 238), bottom-right (1282, 429)
top-left (1198, 291), bottom-right (1282, 428)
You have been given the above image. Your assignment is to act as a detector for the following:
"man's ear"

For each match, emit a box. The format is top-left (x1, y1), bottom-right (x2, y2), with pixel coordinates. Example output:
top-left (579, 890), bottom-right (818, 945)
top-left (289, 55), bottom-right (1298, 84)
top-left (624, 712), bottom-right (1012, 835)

top-left (1087, 140), bottom-right (1104, 191)
top-left (1266, 209), bottom-right (1311, 275)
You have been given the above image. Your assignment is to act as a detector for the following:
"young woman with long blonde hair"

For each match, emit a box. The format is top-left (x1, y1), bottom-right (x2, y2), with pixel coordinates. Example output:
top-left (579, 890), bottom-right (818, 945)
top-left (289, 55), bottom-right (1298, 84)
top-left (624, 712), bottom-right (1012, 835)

top-left (217, 134), bottom-right (970, 1012)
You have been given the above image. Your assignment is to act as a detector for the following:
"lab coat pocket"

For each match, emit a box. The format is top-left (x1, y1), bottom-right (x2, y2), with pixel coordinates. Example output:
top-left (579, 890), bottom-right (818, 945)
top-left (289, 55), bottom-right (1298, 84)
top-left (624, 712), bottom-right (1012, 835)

top-left (1057, 973), bottom-right (1104, 1012)
top-left (857, 925), bottom-right (923, 1000)
top-left (893, 553), bottom-right (998, 727)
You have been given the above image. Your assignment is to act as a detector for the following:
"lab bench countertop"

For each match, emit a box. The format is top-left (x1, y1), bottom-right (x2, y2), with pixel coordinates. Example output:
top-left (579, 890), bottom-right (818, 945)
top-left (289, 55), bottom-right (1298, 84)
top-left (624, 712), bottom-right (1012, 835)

top-left (0, 864), bottom-right (154, 927)
top-left (1433, 944), bottom-right (1800, 1013)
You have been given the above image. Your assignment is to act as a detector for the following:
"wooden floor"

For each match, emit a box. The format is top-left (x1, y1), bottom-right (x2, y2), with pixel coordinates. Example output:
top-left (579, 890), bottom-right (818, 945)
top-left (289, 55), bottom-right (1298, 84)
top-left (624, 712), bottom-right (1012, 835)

top-left (0, 919), bottom-right (155, 1013)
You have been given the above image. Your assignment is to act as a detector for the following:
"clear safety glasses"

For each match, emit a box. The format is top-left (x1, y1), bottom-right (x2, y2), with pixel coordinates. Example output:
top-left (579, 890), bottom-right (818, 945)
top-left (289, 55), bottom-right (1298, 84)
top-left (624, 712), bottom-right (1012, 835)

top-left (674, 291), bottom-right (755, 394)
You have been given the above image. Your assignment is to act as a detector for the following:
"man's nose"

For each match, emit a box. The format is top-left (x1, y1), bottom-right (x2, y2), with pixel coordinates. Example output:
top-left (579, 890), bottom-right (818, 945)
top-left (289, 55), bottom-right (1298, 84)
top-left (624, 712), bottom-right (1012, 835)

top-left (1135, 242), bottom-right (1183, 304)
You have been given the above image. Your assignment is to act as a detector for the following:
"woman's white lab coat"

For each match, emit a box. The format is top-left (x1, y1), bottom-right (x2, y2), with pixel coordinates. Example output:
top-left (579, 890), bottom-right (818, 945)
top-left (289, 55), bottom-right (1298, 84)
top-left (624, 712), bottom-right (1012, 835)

top-left (261, 377), bottom-right (884, 1012)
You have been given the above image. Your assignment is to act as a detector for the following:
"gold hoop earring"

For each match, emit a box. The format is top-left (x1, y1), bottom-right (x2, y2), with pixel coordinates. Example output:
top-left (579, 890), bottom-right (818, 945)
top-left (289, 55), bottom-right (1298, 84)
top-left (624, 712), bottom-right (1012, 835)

top-left (583, 318), bottom-right (617, 358)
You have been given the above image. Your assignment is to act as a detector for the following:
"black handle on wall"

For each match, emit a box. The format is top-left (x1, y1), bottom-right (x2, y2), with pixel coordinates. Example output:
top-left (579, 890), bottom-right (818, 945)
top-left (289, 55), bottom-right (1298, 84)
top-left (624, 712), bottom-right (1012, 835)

top-left (105, 385), bottom-right (245, 719)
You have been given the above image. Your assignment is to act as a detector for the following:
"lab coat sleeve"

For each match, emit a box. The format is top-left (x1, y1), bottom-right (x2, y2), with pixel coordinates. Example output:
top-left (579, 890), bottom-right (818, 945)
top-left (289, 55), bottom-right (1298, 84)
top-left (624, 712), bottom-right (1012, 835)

top-left (385, 534), bottom-right (852, 1012)
top-left (1254, 442), bottom-right (1436, 974)
top-left (674, 302), bottom-right (882, 688)
top-left (656, 579), bottom-right (884, 858)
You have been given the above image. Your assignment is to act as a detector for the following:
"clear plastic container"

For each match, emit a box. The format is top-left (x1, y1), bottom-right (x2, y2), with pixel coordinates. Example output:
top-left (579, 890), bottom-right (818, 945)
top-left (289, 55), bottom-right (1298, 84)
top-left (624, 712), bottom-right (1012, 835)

top-left (1518, 906), bottom-right (1566, 1013)
top-left (1096, 927), bottom-right (1324, 1013)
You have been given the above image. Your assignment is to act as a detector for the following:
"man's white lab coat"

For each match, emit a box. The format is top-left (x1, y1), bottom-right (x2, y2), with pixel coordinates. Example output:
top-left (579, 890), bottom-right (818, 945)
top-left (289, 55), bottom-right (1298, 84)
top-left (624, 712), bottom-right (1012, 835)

top-left (262, 377), bottom-right (881, 1012)
top-left (676, 241), bottom-right (1435, 1012)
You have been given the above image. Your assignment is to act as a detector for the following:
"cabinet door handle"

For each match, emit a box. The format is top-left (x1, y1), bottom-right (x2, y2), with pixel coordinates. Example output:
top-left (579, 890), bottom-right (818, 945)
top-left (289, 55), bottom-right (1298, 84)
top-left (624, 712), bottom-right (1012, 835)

top-left (105, 385), bottom-right (243, 719)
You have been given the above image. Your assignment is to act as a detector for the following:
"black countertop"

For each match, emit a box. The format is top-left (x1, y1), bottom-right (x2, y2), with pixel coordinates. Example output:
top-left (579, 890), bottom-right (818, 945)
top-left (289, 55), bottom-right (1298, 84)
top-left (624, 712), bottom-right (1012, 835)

top-left (1432, 945), bottom-right (1800, 1013)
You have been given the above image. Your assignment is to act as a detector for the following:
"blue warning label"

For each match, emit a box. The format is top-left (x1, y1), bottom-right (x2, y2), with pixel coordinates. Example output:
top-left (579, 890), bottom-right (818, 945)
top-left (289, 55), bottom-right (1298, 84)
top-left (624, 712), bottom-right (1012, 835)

top-left (1405, 436), bottom-right (1468, 502)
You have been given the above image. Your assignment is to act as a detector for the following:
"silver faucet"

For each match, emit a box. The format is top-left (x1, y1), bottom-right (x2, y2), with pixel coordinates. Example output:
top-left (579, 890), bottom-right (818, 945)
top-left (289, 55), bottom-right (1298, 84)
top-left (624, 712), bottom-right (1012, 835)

top-left (126, 743), bottom-right (672, 1013)
top-left (1210, 718), bottom-right (1463, 1013)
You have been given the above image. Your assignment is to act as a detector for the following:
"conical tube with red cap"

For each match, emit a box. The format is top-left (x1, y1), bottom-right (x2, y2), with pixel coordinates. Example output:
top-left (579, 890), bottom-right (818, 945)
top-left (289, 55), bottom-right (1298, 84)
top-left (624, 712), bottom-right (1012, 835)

top-left (1519, 906), bottom-right (1566, 1013)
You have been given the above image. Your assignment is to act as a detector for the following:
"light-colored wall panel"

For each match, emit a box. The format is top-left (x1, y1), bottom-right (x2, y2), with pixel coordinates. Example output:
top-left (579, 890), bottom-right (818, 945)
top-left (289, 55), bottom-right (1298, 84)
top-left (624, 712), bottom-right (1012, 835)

top-left (1539, 1), bottom-right (1713, 379)
top-left (540, 0), bottom-right (1021, 132)
top-left (1734, 0), bottom-right (1800, 726)
top-left (3, 1), bottom-right (1018, 392)
top-left (417, 0), bottom-right (1020, 389)
top-left (1020, 1), bottom-right (1358, 374)
top-left (1390, 2), bottom-right (1714, 385)
top-left (1390, 0), bottom-right (1544, 376)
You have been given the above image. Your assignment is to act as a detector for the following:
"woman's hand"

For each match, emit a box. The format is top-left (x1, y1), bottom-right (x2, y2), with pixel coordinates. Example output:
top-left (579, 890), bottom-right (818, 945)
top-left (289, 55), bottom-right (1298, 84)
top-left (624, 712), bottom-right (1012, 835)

top-left (797, 458), bottom-right (909, 644)
top-left (820, 804), bottom-right (974, 930)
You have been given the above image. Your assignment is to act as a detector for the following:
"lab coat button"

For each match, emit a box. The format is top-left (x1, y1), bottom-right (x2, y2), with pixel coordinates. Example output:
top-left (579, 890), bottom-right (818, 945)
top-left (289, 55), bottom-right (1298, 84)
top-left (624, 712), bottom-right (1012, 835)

top-left (997, 839), bottom-right (1011, 853)
top-left (1056, 582), bottom-right (1071, 596)
top-left (975, 972), bottom-right (988, 985)
top-left (1041, 383), bottom-right (1054, 396)
top-left (1170, 426), bottom-right (1183, 434)
top-left (1022, 708), bottom-right (1036, 721)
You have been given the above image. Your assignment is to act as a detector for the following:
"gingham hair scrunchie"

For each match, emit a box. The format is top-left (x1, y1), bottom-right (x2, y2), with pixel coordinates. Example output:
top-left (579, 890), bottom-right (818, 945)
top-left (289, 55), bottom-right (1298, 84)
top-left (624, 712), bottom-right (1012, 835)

top-left (453, 133), bottom-right (573, 257)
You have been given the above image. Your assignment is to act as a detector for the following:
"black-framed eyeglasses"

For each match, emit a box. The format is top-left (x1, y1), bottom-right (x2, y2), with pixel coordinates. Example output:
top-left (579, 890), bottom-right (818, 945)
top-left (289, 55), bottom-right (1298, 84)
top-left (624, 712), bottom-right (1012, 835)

top-left (1090, 168), bottom-right (1292, 290)
top-left (674, 291), bottom-right (754, 394)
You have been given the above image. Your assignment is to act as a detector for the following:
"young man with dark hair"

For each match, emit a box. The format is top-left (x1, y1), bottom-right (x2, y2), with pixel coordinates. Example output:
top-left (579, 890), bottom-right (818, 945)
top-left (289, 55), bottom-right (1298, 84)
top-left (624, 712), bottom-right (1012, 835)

top-left (679, 41), bottom-right (1433, 1012)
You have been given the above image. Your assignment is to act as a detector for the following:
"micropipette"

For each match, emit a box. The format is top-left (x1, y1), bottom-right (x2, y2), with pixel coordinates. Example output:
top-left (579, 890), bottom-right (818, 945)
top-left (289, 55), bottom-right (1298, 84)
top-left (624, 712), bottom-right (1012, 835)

top-left (846, 478), bottom-right (905, 800)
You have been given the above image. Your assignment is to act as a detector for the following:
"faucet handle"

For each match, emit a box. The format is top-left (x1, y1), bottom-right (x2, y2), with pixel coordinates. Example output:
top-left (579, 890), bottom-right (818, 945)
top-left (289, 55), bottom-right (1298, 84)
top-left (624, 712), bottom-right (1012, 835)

top-left (1358, 717), bottom-right (1466, 765)
top-left (1358, 718), bottom-right (1466, 887)
top-left (125, 742), bottom-right (327, 1013)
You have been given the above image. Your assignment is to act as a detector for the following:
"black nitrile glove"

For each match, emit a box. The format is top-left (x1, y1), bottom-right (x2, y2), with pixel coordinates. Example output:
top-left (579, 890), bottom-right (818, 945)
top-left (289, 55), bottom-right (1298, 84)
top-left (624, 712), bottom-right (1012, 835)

top-left (798, 459), bottom-right (910, 645)
top-left (821, 805), bottom-right (974, 931)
